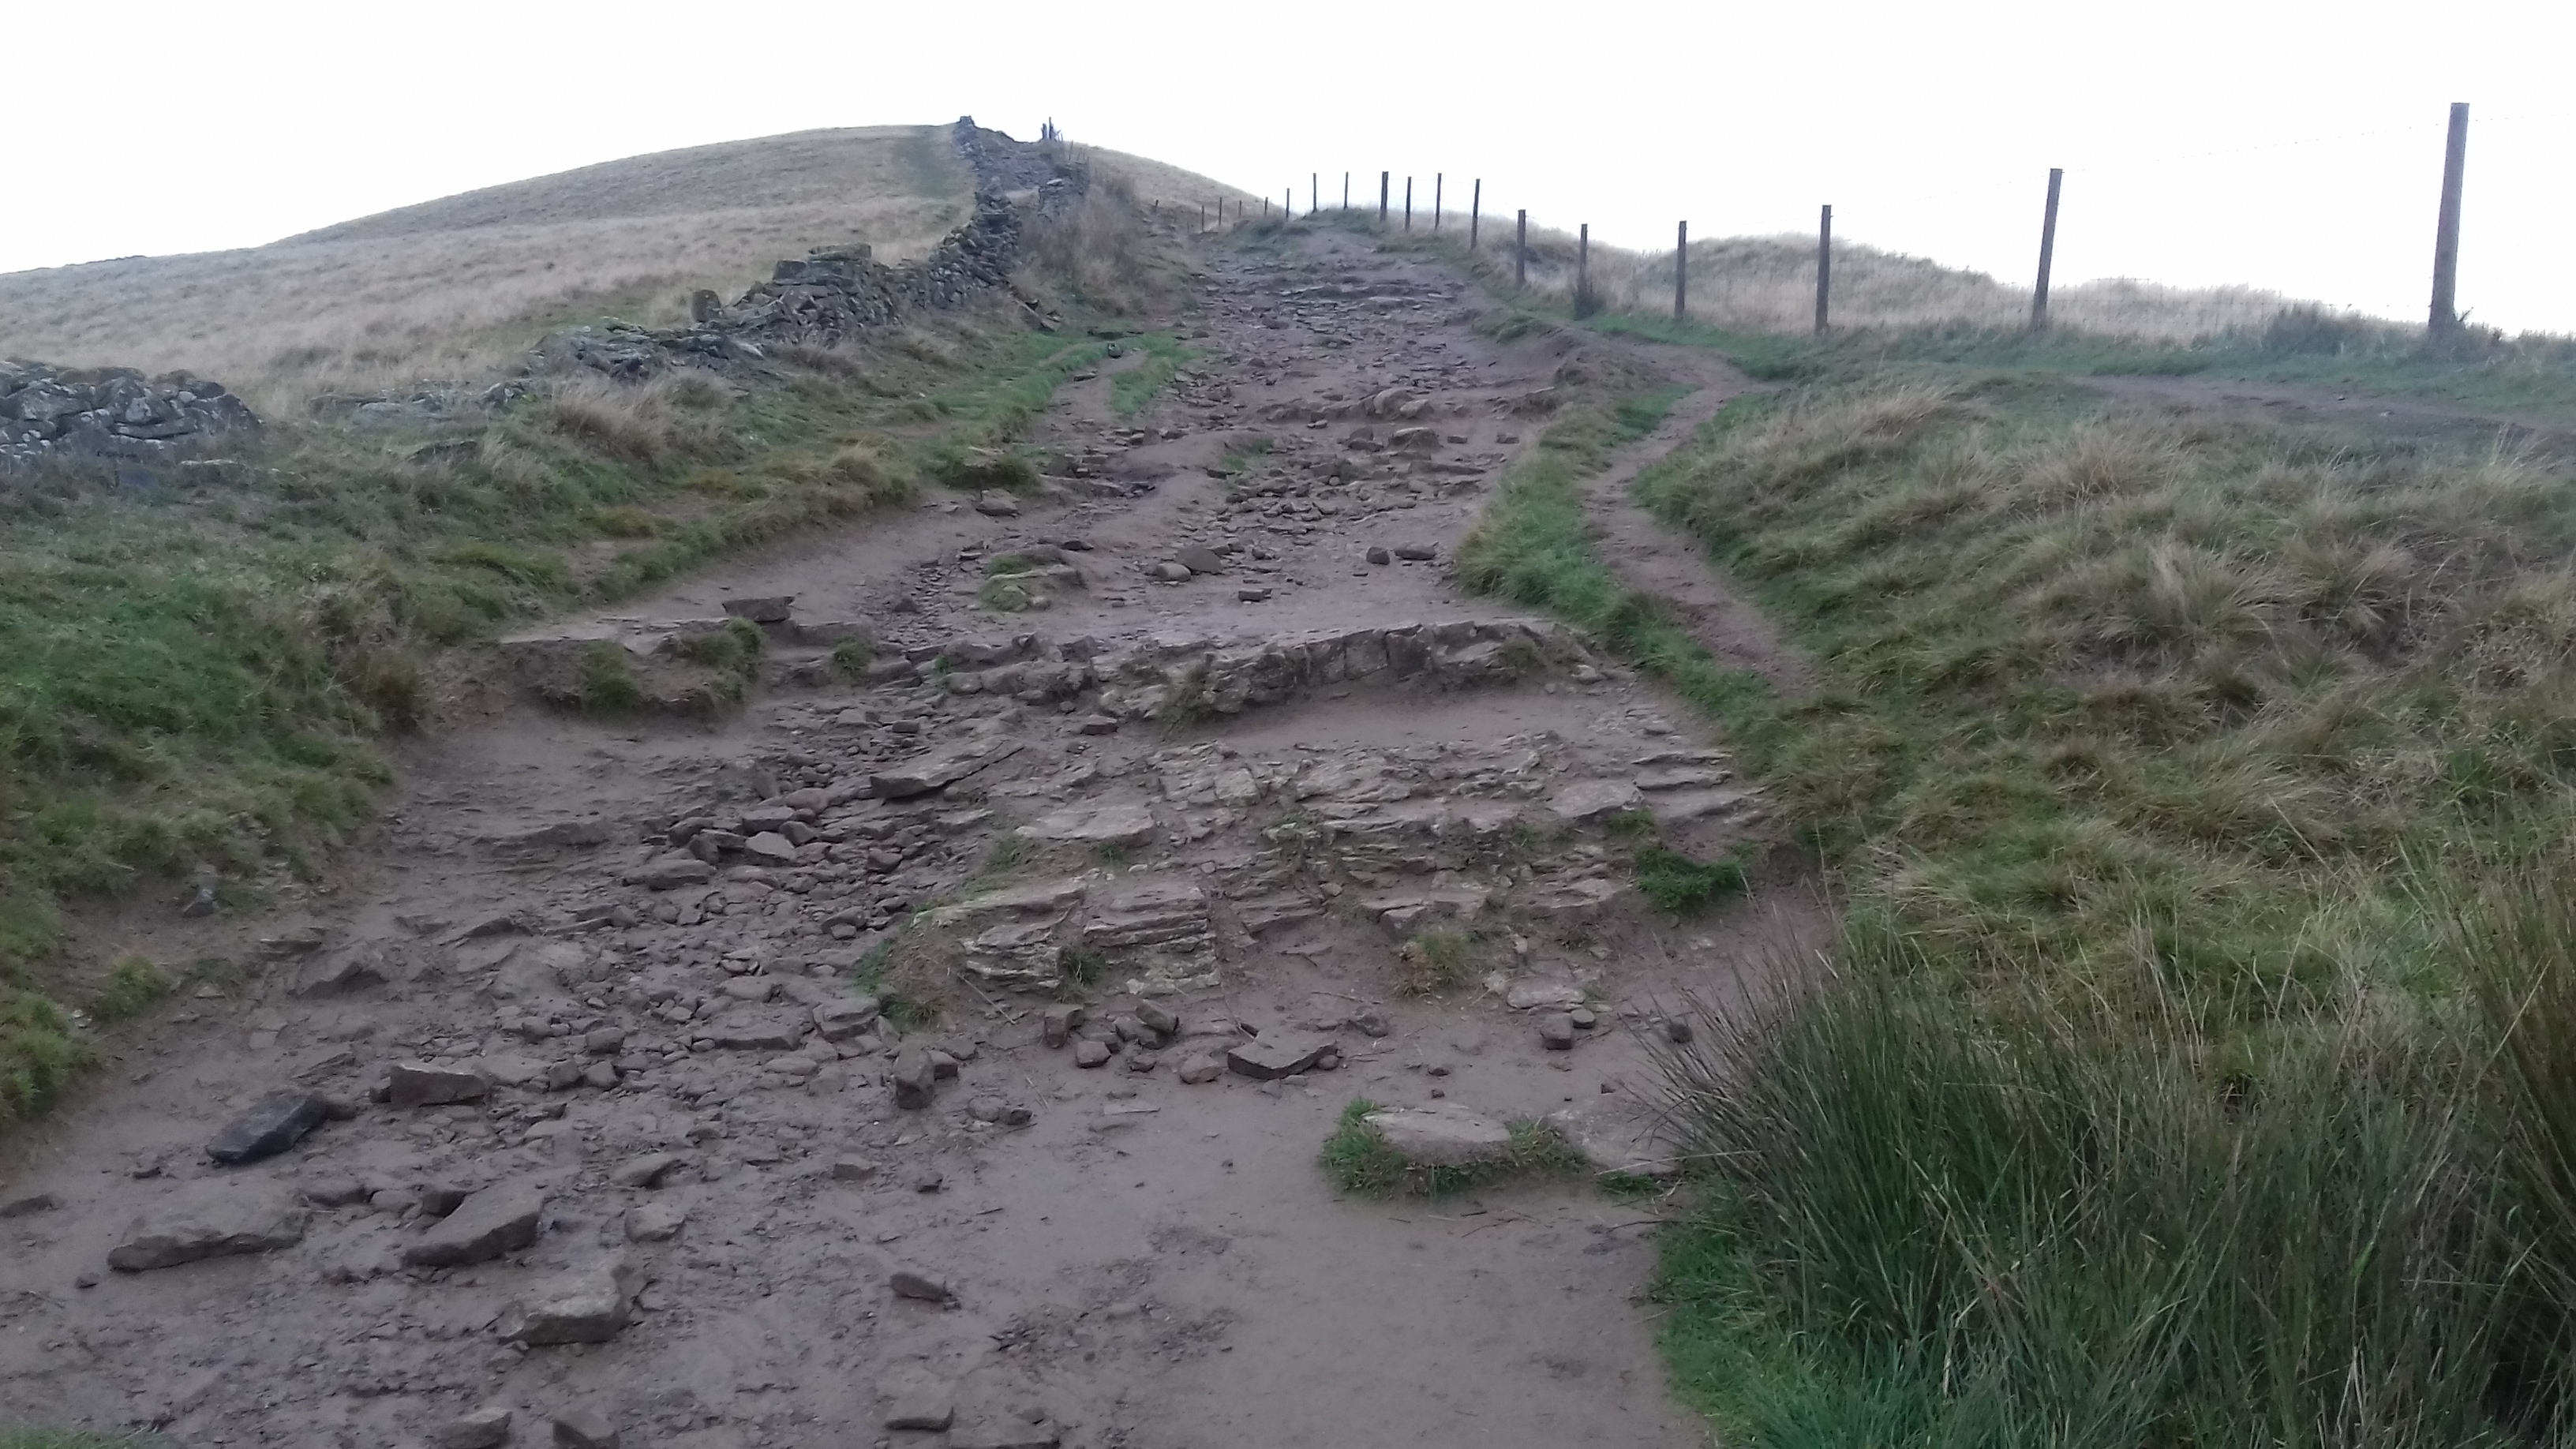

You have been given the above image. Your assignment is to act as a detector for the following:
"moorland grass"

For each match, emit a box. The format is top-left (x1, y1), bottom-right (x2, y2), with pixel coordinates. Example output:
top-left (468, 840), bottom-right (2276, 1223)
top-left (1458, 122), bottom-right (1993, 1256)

top-left (1463, 350), bottom-right (2576, 1440)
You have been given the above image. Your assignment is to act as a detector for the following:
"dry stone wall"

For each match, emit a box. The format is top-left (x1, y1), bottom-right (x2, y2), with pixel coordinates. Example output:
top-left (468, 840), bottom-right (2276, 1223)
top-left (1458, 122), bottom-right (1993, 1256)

top-left (556, 118), bottom-right (1087, 380)
top-left (0, 358), bottom-right (260, 469)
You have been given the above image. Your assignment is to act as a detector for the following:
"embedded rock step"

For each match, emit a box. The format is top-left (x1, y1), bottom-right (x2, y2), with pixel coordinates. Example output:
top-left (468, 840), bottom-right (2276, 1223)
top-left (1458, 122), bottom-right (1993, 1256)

top-left (1363, 1103), bottom-right (1515, 1167)
top-left (107, 1182), bottom-right (307, 1272)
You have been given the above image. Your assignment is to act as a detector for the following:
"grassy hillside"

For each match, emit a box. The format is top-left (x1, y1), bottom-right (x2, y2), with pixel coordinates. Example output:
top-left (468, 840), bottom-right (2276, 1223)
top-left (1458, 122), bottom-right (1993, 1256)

top-left (0, 126), bottom-right (974, 411)
top-left (1456, 276), bottom-right (2576, 1440)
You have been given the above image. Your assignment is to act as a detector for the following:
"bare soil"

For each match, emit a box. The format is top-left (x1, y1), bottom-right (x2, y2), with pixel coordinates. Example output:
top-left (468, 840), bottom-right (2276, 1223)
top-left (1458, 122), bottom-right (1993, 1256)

top-left (0, 227), bottom-right (1814, 1449)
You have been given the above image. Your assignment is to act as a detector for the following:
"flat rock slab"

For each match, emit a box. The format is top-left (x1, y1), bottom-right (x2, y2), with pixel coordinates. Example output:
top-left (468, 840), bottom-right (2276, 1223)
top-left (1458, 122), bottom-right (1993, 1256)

top-left (1546, 1099), bottom-right (1683, 1181)
top-left (500, 1257), bottom-right (641, 1345)
top-left (108, 1181), bottom-right (307, 1272)
top-left (388, 1061), bottom-right (490, 1108)
top-left (1017, 802), bottom-right (1157, 848)
top-left (1364, 1103), bottom-right (1514, 1167)
top-left (872, 738), bottom-right (1024, 799)
top-left (697, 1011), bottom-right (809, 1051)
top-left (1502, 981), bottom-right (1586, 1011)
top-left (404, 1179), bottom-right (545, 1267)
top-left (205, 1090), bottom-right (331, 1165)
top-left (1225, 1032), bottom-right (1335, 1080)
top-left (1548, 779), bottom-right (1645, 822)
top-left (623, 857), bottom-right (714, 889)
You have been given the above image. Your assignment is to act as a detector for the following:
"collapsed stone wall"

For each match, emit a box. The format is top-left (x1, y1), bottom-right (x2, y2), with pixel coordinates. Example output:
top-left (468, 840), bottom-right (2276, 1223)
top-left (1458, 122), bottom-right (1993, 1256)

top-left (0, 358), bottom-right (260, 469)
top-left (555, 118), bottom-right (1088, 380)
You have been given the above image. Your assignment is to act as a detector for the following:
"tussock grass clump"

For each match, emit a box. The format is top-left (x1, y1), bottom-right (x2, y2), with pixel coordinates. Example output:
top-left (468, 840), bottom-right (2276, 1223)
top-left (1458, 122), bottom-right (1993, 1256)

top-left (1395, 930), bottom-right (1474, 995)
top-left (1631, 845), bottom-right (1747, 914)
top-left (1654, 944), bottom-right (2538, 1447)
top-left (89, 955), bottom-right (169, 1023)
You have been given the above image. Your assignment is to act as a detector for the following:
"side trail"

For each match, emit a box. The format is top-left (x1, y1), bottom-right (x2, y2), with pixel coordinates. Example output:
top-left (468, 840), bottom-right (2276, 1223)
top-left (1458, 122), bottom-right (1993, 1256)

top-left (0, 227), bottom-right (1810, 1449)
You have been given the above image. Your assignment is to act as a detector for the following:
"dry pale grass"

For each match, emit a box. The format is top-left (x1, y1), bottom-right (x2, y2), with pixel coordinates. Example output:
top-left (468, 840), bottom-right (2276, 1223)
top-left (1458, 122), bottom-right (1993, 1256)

top-left (1473, 221), bottom-right (2314, 342)
top-left (1069, 145), bottom-right (1264, 226)
top-left (0, 126), bottom-right (971, 412)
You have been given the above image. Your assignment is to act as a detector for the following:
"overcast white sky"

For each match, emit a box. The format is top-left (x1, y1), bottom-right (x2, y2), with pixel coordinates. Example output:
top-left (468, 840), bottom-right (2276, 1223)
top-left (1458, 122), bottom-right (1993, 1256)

top-left (7, 0), bottom-right (2571, 331)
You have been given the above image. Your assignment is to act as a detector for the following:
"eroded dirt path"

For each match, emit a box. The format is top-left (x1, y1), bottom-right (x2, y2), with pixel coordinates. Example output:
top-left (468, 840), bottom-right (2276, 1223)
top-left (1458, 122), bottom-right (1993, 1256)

top-left (0, 229), bottom-right (1815, 1449)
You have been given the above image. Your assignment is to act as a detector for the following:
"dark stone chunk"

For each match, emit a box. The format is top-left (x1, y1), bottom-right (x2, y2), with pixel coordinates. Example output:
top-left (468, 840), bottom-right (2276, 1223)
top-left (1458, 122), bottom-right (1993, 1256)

top-left (205, 1090), bottom-right (331, 1165)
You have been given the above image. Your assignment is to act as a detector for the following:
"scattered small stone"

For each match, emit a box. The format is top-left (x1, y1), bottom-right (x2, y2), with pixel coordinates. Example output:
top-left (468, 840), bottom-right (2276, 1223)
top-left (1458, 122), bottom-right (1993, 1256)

top-left (1237, 586), bottom-right (1272, 601)
top-left (1133, 1000), bottom-right (1179, 1038)
top-left (1365, 546), bottom-right (1391, 565)
top-left (1225, 1032), bottom-right (1335, 1080)
top-left (0, 1192), bottom-right (59, 1219)
top-left (1175, 545), bottom-right (1226, 575)
top-left (388, 1061), bottom-right (490, 1108)
top-left (889, 1048), bottom-right (939, 1109)
top-left (582, 1061), bottom-right (620, 1091)
top-left (911, 1168), bottom-right (945, 1193)
top-left (1040, 1003), bottom-right (1086, 1048)
top-left (624, 1202), bottom-right (687, 1243)
top-left (1538, 1013), bottom-right (1578, 1050)
top-left (1125, 1051), bottom-right (1160, 1074)
top-left (814, 996), bottom-right (882, 1042)
top-left (1350, 1009), bottom-right (1390, 1038)
top-left (203, 1089), bottom-right (334, 1165)
top-left (500, 1257), bottom-right (642, 1346)
top-left (429, 1406), bottom-right (514, 1449)
top-left (974, 489), bottom-right (1022, 517)
top-left (403, 1179), bottom-right (545, 1268)
top-left (968, 1095), bottom-right (1006, 1123)
top-left (1073, 1039), bottom-right (1111, 1069)
top-left (885, 1387), bottom-right (957, 1432)
top-left (1394, 543), bottom-right (1438, 561)
top-left (1150, 561), bottom-right (1193, 582)
top-left (1177, 1054), bottom-right (1222, 1084)
top-left (610, 1153), bottom-right (679, 1189)
top-left (623, 858), bottom-right (714, 889)
top-left (889, 1267), bottom-right (952, 1302)
top-left (1316, 1052), bottom-right (1342, 1071)
top-left (552, 1407), bottom-right (621, 1449)
top-left (418, 1182), bottom-right (471, 1218)
top-left (829, 1159), bottom-right (877, 1183)
top-left (1665, 1017), bottom-right (1694, 1045)
top-left (1076, 714), bottom-right (1121, 735)
top-left (721, 594), bottom-right (794, 623)
top-left (1569, 1007), bottom-right (1598, 1030)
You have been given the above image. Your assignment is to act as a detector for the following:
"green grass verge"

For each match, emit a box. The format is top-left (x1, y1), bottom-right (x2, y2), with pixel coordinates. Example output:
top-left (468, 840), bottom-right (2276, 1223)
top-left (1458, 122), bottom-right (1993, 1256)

top-left (1460, 341), bottom-right (2576, 1439)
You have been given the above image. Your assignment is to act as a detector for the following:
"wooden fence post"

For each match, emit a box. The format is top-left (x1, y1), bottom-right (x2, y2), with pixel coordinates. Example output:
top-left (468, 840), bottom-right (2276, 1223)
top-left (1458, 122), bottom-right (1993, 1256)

top-left (1815, 204), bottom-right (1833, 334)
top-left (1380, 171), bottom-right (1389, 225)
top-left (1470, 180), bottom-right (1481, 250)
top-left (2428, 102), bottom-right (2470, 343)
top-left (1343, 172), bottom-right (1350, 211)
top-left (1516, 209), bottom-right (1527, 288)
top-left (1434, 174), bottom-right (1443, 231)
top-left (1576, 223), bottom-right (1590, 316)
top-left (1405, 177), bottom-right (1413, 231)
top-left (2031, 168), bottom-right (2064, 331)
top-left (1676, 219), bottom-right (1688, 322)
top-left (1311, 173), bottom-right (1318, 216)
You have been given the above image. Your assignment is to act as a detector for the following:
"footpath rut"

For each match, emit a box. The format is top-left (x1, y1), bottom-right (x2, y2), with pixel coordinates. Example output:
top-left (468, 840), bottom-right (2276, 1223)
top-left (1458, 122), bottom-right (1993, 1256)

top-left (0, 228), bottom-right (1811, 1449)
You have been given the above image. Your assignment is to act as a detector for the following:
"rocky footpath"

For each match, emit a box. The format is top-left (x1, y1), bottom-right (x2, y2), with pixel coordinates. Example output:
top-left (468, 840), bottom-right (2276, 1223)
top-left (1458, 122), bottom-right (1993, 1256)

top-left (0, 223), bottom-right (1795, 1449)
top-left (0, 358), bottom-right (260, 468)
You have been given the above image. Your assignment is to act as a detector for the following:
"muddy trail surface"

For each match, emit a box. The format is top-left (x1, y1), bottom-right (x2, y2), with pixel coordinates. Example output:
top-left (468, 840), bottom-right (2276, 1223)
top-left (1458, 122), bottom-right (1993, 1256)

top-left (0, 228), bottom-right (1815, 1449)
